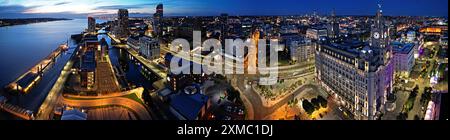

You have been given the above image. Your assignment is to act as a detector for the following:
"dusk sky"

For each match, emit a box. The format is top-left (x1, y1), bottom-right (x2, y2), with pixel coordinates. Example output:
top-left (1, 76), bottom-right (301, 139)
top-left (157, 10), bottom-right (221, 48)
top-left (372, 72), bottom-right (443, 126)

top-left (0, 0), bottom-right (448, 18)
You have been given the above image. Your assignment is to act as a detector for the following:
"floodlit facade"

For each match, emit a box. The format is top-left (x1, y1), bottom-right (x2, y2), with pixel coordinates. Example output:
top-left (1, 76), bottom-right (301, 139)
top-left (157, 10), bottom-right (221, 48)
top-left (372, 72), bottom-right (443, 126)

top-left (315, 6), bottom-right (394, 120)
top-left (139, 36), bottom-right (160, 60)
top-left (392, 42), bottom-right (415, 77)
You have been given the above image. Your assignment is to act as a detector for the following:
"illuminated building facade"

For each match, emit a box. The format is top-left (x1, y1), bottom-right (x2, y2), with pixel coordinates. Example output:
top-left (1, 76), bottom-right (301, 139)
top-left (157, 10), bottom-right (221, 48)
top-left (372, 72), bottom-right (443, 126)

top-left (139, 36), bottom-right (160, 60)
top-left (327, 10), bottom-right (340, 39)
top-left (154, 4), bottom-right (164, 37)
top-left (116, 9), bottom-right (129, 40)
top-left (392, 42), bottom-right (415, 77)
top-left (80, 35), bottom-right (100, 90)
top-left (166, 54), bottom-right (209, 91)
top-left (287, 36), bottom-right (315, 63)
top-left (420, 26), bottom-right (443, 35)
top-left (406, 31), bottom-right (416, 43)
top-left (315, 5), bottom-right (394, 120)
top-left (244, 30), bottom-right (260, 73)
top-left (306, 27), bottom-right (328, 40)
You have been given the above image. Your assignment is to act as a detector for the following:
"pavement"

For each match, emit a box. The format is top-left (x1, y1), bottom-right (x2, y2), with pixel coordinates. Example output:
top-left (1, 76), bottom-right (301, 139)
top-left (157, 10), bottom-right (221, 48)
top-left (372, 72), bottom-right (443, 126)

top-left (235, 73), bottom-right (329, 120)
top-left (36, 60), bottom-right (74, 120)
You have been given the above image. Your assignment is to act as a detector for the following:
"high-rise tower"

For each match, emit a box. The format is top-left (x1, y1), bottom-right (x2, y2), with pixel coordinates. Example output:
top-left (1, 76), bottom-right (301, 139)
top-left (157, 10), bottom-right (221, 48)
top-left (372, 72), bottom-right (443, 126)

top-left (117, 9), bottom-right (129, 40)
top-left (154, 4), bottom-right (163, 37)
top-left (327, 10), bottom-right (340, 39)
top-left (88, 17), bottom-right (96, 34)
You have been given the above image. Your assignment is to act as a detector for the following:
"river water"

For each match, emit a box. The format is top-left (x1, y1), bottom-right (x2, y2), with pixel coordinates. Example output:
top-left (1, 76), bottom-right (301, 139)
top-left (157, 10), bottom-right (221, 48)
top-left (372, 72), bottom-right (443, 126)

top-left (0, 19), bottom-right (87, 119)
top-left (1, 19), bottom-right (159, 120)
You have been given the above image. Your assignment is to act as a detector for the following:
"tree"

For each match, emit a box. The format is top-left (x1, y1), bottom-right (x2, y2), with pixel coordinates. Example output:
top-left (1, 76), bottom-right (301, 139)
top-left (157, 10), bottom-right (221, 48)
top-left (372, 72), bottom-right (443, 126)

top-left (414, 115), bottom-right (421, 120)
top-left (397, 112), bottom-right (408, 120)
top-left (421, 87), bottom-right (432, 104)
top-left (226, 88), bottom-right (239, 102)
top-left (317, 96), bottom-right (328, 108)
top-left (302, 100), bottom-right (315, 115)
top-left (311, 98), bottom-right (321, 110)
top-left (413, 85), bottom-right (419, 93)
top-left (294, 115), bottom-right (301, 120)
top-left (410, 87), bottom-right (418, 99)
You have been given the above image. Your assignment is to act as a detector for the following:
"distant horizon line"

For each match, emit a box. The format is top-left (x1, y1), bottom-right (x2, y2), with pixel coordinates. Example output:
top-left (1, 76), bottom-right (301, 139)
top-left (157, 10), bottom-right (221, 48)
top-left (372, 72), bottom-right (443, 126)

top-left (1, 14), bottom-right (448, 20)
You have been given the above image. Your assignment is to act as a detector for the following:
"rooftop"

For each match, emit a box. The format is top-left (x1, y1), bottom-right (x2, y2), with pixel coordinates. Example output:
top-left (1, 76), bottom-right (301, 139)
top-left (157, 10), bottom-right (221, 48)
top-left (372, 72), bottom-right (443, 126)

top-left (81, 50), bottom-right (96, 71)
top-left (17, 73), bottom-right (39, 89)
top-left (324, 39), bottom-right (368, 58)
top-left (392, 42), bottom-right (415, 54)
top-left (61, 109), bottom-right (87, 120)
top-left (169, 85), bottom-right (209, 120)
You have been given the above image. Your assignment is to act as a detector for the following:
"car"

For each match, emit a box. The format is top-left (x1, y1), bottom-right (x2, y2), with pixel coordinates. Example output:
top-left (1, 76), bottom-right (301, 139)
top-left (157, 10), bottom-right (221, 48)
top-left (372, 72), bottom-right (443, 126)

top-left (233, 106), bottom-right (239, 113)
top-left (238, 108), bottom-right (244, 116)
top-left (224, 116), bottom-right (232, 120)
top-left (225, 106), bottom-right (232, 112)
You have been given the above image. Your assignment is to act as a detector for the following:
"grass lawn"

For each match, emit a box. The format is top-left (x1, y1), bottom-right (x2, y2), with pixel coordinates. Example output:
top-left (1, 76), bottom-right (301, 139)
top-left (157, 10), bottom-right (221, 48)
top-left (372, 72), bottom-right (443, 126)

top-left (122, 93), bottom-right (146, 106)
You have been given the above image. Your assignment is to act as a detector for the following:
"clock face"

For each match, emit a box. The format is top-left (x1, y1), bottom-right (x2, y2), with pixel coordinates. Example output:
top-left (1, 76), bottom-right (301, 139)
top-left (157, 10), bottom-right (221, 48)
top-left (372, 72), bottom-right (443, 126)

top-left (373, 32), bottom-right (380, 39)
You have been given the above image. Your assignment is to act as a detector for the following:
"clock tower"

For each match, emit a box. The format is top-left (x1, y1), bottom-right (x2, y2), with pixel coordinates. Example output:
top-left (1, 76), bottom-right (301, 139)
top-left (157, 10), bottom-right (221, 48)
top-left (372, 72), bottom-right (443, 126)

top-left (370, 2), bottom-right (391, 65)
top-left (369, 1), bottom-right (394, 120)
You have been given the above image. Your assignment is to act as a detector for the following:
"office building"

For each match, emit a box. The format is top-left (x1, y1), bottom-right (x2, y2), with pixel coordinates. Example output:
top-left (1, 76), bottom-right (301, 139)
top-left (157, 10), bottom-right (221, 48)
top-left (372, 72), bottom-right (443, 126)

top-left (116, 9), bottom-right (129, 40)
top-left (315, 6), bottom-right (394, 120)
top-left (306, 27), bottom-right (328, 40)
top-left (220, 13), bottom-right (229, 42)
top-left (80, 50), bottom-right (96, 89)
top-left (88, 17), bottom-right (96, 34)
top-left (153, 4), bottom-right (163, 37)
top-left (166, 54), bottom-right (209, 91)
top-left (80, 35), bottom-right (99, 89)
top-left (139, 36), bottom-right (160, 60)
top-left (286, 36), bottom-right (315, 63)
top-left (406, 30), bottom-right (416, 42)
top-left (327, 10), bottom-right (340, 39)
top-left (392, 42), bottom-right (415, 77)
top-left (127, 35), bottom-right (141, 50)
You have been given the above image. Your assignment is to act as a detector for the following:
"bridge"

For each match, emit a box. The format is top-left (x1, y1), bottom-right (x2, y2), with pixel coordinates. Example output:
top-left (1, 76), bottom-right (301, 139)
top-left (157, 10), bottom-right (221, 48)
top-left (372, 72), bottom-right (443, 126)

top-left (5, 43), bottom-right (69, 94)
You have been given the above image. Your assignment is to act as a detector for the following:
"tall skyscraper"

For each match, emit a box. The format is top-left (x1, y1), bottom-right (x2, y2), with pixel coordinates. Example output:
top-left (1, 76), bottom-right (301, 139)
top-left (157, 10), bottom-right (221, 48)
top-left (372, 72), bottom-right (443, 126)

top-left (220, 13), bottom-right (229, 42)
top-left (88, 17), bottom-right (96, 34)
top-left (117, 9), bottom-right (129, 40)
top-left (327, 10), bottom-right (340, 39)
top-left (153, 4), bottom-right (163, 37)
top-left (315, 4), bottom-right (394, 120)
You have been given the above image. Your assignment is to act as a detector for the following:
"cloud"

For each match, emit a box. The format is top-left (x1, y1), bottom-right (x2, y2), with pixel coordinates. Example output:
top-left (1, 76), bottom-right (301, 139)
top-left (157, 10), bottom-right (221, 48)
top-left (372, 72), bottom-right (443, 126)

top-left (96, 5), bottom-right (142, 10)
top-left (0, 5), bottom-right (35, 13)
top-left (0, 5), bottom-right (87, 19)
top-left (54, 2), bottom-right (71, 6)
top-left (0, 12), bottom-right (88, 19)
top-left (0, 0), bottom-right (10, 5)
top-left (95, 2), bottom-right (161, 11)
